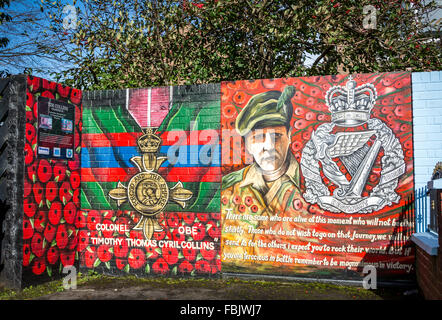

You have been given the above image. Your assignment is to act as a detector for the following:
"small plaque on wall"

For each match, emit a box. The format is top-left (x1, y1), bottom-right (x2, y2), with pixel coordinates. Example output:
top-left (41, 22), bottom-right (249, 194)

top-left (37, 97), bottom-right (75, 160)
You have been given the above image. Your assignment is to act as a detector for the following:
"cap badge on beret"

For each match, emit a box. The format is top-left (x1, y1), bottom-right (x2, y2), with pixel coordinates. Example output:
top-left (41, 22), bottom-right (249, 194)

top-left (235, 85), bottom-right (295, 136)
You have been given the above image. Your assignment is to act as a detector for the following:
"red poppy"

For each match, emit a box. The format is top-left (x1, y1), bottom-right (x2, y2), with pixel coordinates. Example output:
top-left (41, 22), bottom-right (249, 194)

top-left (53, 162), bottom-right (67, 182)
top-left (145, 244), bottom-right (159, 259)
top-left (70, 88), bottom-right (82, 105)
top-left (77, 230), bottom-right (89, 252)
top-left (44, 223), bottom-right (56, 242)
top-left (167, 213), bottom-right (180, 228)
top-left (60, 250), bottom-right (75, 267)
top-left (200, 247), bottom-right (216, 261)
top-left (195, 260), bottom-right (211, 273)
top-left (48, 201), bottom-right (62, 225)
top-left (232, 91), bottom-right (247, 105)
top-left (63, 201), bottom-right (77, 224)
top-left (46, 246), bottom-right (59, 265)
top-left (172, 228), bottom-right (186, 242)
top-left (182, 247), bottom-right (197, 261)
top-left (23, 218), bottom-right (34, 240)
top-left (197, 212), bottom-right (209, 222)
top-left (86, 210), bottom-right (101, 231)
top-left (182, 212), bottom-right (195, 225)
top-left (162, 247), bottom-right (179, 265)
top-left (59, 181), bottom-right (72, 204)
top-left (33, 210), bottom-right (46, 233)
top-left (27, 76), bottom-right (41, 93)
top-left (70, 171), bottom-right (81, 189)
top-left (84, 247), bottom-right (97, 269)
top-left (97, 245), bottom-right (113, 263)
top-left (56, 224), bottom-right (69, 249)
top-left (191, 222), bottom-right (206, 241)
top-left (31, 232), bottom-right (46, 258)
top-left (293, 199), bottom-right (303, 211)
top-left (178, 260), bottom-right (193, 273)
top-left (31, 256), bottom-right (46, 275)
top-left (114, 236), bottom-right (129, 258)
top-left (152, 257), bottom-right (169, 274)
top-left (222, 104), bottom-right (237, 119)
top-left (244, 196), bottom-right (253, 207)
top-left (32, 182), bottom-right (44, 206)
top-left (75, 211), bottom-right (86, 230)
top-left (23, 243), bottom-right (31, 267)
top-left (24, 198), bottom-right (36, 218)
top-left (42, 79), bottom-right (56, 91)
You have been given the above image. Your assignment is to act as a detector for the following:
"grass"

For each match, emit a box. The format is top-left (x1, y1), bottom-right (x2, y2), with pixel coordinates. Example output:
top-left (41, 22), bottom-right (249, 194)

top-left (0, 272), bottom-right (418, 300)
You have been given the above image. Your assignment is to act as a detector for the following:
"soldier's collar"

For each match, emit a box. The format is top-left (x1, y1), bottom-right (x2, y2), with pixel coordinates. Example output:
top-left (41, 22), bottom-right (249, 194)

top-left (284, 153), bottom-right (300, 189)
top-left (239, 153), bottom-right (299, 190)
top-left (239, 163), bottom-right (267, 192)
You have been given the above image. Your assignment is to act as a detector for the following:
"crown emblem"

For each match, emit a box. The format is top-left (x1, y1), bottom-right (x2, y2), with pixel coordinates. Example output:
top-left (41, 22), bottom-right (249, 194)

top-left (325, 76), bottom-right (377, 127)
top-left (137, 127), bottom-right (161, 153)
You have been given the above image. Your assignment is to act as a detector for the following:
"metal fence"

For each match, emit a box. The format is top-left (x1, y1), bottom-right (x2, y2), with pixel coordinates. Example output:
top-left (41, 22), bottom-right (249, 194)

top-left (414, 186), bottom-right (429, 233)
top-left (428, 188), bottom-right (440, 234)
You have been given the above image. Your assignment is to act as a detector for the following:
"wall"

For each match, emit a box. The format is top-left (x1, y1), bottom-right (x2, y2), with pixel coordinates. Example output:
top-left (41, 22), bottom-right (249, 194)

top-left (410, 71), bottom-right (442, 299)
top-left (79, 85), bottom-right (221, 277)
top-left (0, 75), bottom-right (27, 289)
top-left (415, 245), bottom-right (442, 299)
top-left (4, 70), bottom-right (437, 288)
top-left (74, 72), bottom-right (417, 282)
top-left (412, 71), bottom-right (442, 188)
top-left (0, 76), bottom-right (82, 289)
top-left (413, 185), bottom-right (442, 300)
top-left (21, 76), bottom-right (82, 285)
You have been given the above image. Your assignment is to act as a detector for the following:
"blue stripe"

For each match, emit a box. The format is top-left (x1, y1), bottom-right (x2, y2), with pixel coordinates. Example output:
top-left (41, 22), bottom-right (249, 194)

top-left (81, 145), bottom-right (221, 168)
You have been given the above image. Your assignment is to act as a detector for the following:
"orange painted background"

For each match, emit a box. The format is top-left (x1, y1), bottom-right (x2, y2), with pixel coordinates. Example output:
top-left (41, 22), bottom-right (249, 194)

top-left (220, 72), bottom-right (414, 280)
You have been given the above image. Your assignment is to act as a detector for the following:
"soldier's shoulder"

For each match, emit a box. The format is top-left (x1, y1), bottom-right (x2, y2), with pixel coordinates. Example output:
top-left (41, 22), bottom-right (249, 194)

top-left (221, 167), bottom-right (247, 190)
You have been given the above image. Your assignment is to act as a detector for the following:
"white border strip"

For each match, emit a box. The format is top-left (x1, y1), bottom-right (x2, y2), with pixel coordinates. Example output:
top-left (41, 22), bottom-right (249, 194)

top-left (169, 85), bottom-right (173, 110)
top-left (125, 88), bottom-right (129, 110)
top-left (147, 87), bottom-right (151, 127)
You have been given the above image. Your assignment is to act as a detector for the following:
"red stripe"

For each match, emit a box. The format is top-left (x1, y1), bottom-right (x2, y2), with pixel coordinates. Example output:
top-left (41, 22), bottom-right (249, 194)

top-left (81, 167), bottom-right (221, 183)
top-left (81, 168), bottom-right (139, 183)
top-left (159, 129), bottom-right (220, 146)
top-left (159, 166), bottom-right (221, 182)
top-left (82, 132), bottom-right (142, 148)
top-left (82, 130), bottom-right (220, 148)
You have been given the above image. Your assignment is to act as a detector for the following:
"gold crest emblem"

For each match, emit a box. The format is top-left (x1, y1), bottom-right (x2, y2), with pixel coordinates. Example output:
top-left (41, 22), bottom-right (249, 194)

top-left (109, 128), bottom-right (193, 239)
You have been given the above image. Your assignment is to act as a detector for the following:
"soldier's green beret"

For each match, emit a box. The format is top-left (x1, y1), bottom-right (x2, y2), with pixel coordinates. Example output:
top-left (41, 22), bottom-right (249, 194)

top-left (235, 85), bottom-right (295, 136)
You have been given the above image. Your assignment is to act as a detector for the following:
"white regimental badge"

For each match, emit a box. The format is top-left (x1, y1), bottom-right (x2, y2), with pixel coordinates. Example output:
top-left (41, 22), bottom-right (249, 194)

top-left (300, 77), bottom-right (406, 214)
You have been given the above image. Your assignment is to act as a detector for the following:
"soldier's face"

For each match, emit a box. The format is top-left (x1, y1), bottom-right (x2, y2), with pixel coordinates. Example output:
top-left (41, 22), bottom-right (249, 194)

top-left (245, 126), bottom-right (291, 172)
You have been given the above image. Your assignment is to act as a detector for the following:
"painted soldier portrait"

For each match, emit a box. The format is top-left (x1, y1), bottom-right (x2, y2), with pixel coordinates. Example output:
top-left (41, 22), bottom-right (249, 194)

top-left (222, 85), bottom-right (301, 210)
top-left (220, 85), bottom-right (314, 274)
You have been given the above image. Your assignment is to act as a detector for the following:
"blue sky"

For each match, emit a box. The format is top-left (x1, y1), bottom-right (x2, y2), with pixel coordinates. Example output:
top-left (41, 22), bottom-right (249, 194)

top-left (0, 0), bottom-right (320, 83)
top-left (0, 0), bottom-right (78, 80)
top-left (3, 1), bottom-right (439, 84)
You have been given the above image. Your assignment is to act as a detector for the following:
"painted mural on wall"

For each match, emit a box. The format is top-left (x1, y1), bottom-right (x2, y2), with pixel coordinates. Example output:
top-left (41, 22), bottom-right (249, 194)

top-left (21, 72), bottom-right (415, 283)
top-left (80, 85), bottom-right (221, 276)
top-left (23, 76), bottom-right (82, 280)
top-left (220, 72), bottom-right (414, 279)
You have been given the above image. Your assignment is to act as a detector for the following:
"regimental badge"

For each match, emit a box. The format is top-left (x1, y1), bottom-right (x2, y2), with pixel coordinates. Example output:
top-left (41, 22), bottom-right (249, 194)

top-left (109, 128), bottom-right (193, 239)
top-left (300, 76), bottom-right (406, 214)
